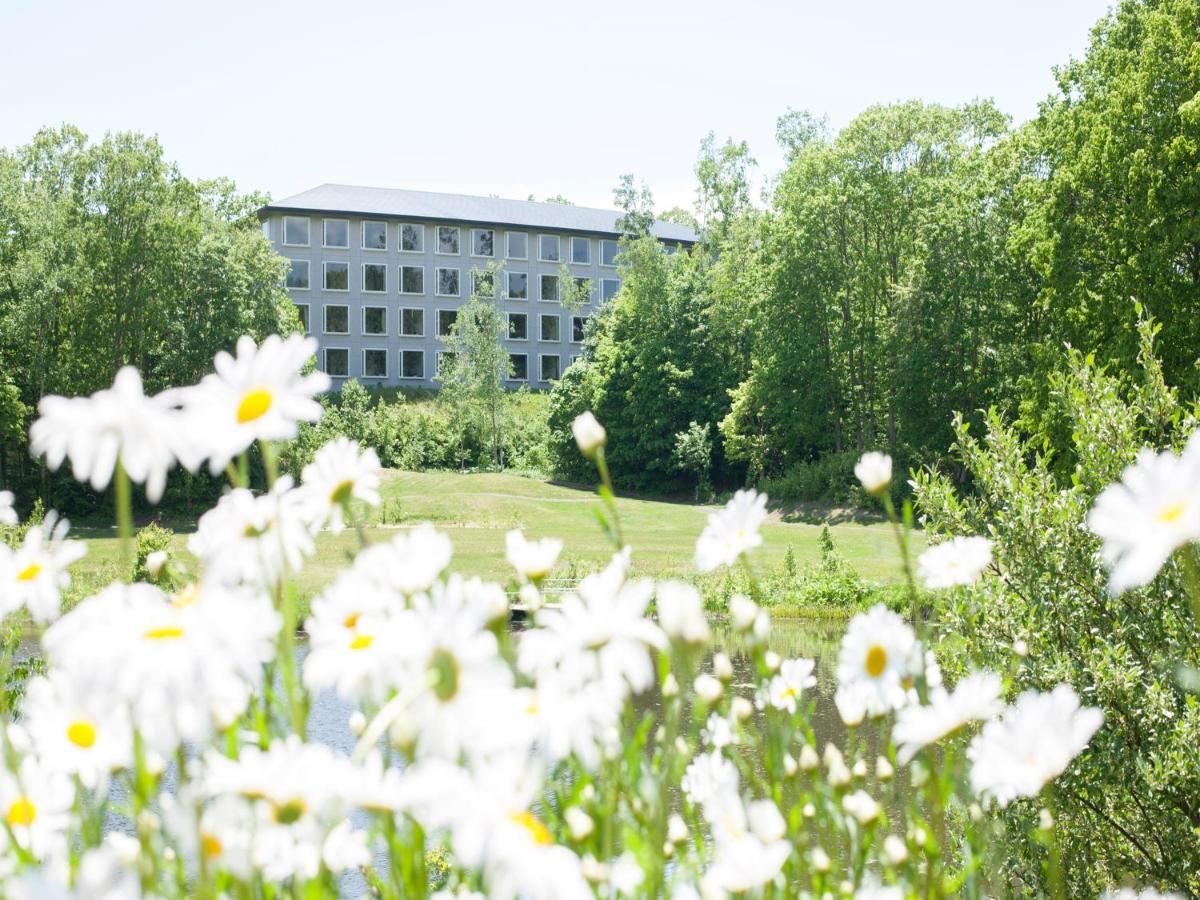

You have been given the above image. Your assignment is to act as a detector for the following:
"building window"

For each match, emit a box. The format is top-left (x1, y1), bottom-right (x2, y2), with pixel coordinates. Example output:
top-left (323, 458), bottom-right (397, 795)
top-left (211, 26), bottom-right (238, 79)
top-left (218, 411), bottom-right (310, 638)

top-left (285, 259), bottom-right (310, 290)
top-left (601, 277), bottom-right (621, 302)
top-left (437, 309), bottom-right (457, 336)
top-left (507, 232), bottom-right (528, 260)
top-left (569, 354), bottom-right (581, 367)
top-left (471, 269), bottom-right (495, 297)
top-left (283, 216), bottom-right (310, 247)
top-left (362, 348), bottom-right (388, 378)
top-left (571, 315), bottom-right (587, 343)
top-left (323, 218), bottom-right (350, 249)
top-left (538, 234), bottom-right (560, 263)
top-left (400, 350), bottom-right (424, 379)
top-left (363, 263), bottom-right (387, 293)
top-left (471, 229), bottom-right (495, 258)
top-left (436, 267), bottom-right (460, 297)
top-left (400, 307), bottom-right (425, 337)
top-left (362, 306), bottom-right (387, 335)
top-left (539, 314), bottom-right (561, 342)
top-left (296, 303), bottom-right (310, 334)
top-left (400, 265), bottom-right (425, 295)
top-left (572, 276), bottom-right (592, 303)
top-left (436, 351), bottom-right (452, 376)
top-left (323, 262), bottom-right (349, 291)
top-left (362, 221), bottom-right (387, 250)
top-left (540, 354), bottom-right (561, 381)
top-left (324, 348), bottom-right (349, 377)
top-left (600, 239), bottom-right (619, 267)
top-left (539, 274), bottom-right (559, 302)
top-left (324, 304), bottom-right (349, 334)
top-left (401, 223), bottom-right (424, 253)
top-left (437, 226), bottom-right (460, 255)
top-left (509, 353), bottom-right (528, 381)
top-left (507, 312), bottom-right (528, 341)
top-left (506, 272), bottom-right (528, 300)
top-left (570, 237), bottom-right (591, 265)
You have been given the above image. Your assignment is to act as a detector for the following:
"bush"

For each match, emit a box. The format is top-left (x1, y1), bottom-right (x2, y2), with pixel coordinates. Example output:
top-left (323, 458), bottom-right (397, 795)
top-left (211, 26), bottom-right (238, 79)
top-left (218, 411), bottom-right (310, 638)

top-left (757, 451), bottom-right (864, 504)
top-left (132, 522), bottom-right (175, 583)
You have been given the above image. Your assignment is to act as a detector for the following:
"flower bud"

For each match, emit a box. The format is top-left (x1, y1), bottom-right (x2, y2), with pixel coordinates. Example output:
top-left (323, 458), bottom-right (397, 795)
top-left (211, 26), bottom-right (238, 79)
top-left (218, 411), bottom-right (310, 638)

top-left (876, 755), bottom-right (895, 781)
top-left (348, 710), bottom-right (367, 737)
top-left (694, 673), bottom-right (722, 704)
top-left (798, 743), bottom-right (820, 772)
top-left (580, 784), bottom-right (596, 803)
top-left (824, 743), bottom-right (851, 787)
top-left (712, 652), bottom-right (734, 681)
top-left (969, 803), bottom-right (983, 822)
top-left (729, 595), bottom-right (758, 631)
top-left (519, 583), bottom-right (543, 612)
top-left (842, 789), bottom-right (880, 825)
top-left (572, 412), bottom-right (607, 458)
top-left (852, 759), bottom-right (868, 778)
top-left (667, 813), bottom-right (688, 845)
top-left (565, 807), bottom-right (594, 841)
top-left (802, 802), bottom-right (815, 818)
top-left (146, 550), bottom-right (169, 578)
top-left (810, 847), bottom-right (831, 873)
top-left (854, 451), bottom-right (893, 496)
top-left (763, 651), bottom-right (781, 674)
top-left (731, 696), bottom-right (753, 721)
top-left (783, 754), bottom-right (797, 776)
top-left (662, 673), bottom-right (679, 698)
top-left (1012, 638), bottom-right (1029, 657)
top-left (884, 834), bottom-right (908, 865)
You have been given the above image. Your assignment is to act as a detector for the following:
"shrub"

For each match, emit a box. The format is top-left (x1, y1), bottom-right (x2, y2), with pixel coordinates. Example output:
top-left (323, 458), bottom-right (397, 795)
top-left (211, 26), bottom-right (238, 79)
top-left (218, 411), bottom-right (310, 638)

top-left (132, 522), bottom-right (175, 582)
top-left (757, 451), bottom-right (864, 504)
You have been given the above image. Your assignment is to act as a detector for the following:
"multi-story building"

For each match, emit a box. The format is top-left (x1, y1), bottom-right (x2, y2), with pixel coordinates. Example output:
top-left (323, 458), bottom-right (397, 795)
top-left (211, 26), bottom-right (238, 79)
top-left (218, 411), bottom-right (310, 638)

top-left (258, 185), bottom-right (697, 388)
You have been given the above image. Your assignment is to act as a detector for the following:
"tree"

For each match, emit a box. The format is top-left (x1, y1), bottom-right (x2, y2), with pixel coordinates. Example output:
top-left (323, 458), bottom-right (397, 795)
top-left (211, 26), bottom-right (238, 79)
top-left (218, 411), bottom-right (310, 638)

top-left (612, 174), bottom-right (656, 237)
top-left (694, 133), bottom-right (756, 247)
top-left (673, 421), bottom-right (713, 500)
top-left (775, 107), bottom-right (829, 158)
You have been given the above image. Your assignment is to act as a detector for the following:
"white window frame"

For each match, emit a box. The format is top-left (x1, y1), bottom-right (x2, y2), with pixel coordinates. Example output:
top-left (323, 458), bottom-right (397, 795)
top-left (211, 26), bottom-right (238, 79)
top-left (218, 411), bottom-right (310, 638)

top-left (361, 220), bottom-right (388, 251)
top-left (323, 346), bottom-right (350, 378)
top-left (282, 216), bottom-right (310, 247)
top-left (322, 218), bottom-right (350, 249)
top-left (362, 262), bottom-right (388, 294)
top-left (322, 261), bottom-right (350, 292)
top-left (570, 236), bottom-right (591, 265)
top-left (471, 269), bottom-right (496, 298)
top-left (506, 231), bottom-right (528, 260)
top-left (600, 277), bottom-right (621, 301)
top-left (506, 311), bottom-right (528, 342)
top-left (437, 308), bottom-right (457, 337)
top-left (399, 306), bottom-right (426, 337)
top-left (508, 353), bottom-right (529, 382)
top-left (399, 265), bottom-right (426, 296)
top-left (399, 349), bottom-right (425, 380)
top-left (400, 223), bottom-right (425, 253)
top-left (599, 239), bottom-right (619, 267)
top-left (323, 304), bottom-right (350, 335)
top-left (506, 271), bottom-right (528, 300)
top-left (538, 273), bottom-right (559, 303)
top-left (361, 305), bottom-right (388, 336)
top-left (285, 258), bottom-right (310, 291)
top-left (538, 234), bottom-right (561, 263)
top-left (570, 315), bottom-right (587, 344)
top-left (471, 228), bottom-right (496, 259)
top-left (539, 313), bottom-right (561, 342)
top-left (436, 226), bottom-right (461, 256)
top-left (361, 348), bottom-right (389, 379)
top-left (569, 354), bottom-right (581, 366)
top-left (435, 267), bottom-right (460, 297)
top-left (538, 353), bottom-right (561, 382)
top-left (295, 303), bottom-right (311, 335)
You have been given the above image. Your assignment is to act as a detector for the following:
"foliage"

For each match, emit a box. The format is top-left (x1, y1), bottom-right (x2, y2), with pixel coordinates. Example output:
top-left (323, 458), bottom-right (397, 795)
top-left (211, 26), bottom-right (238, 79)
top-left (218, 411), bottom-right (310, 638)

top-left (131, 522), bottom-right (174, 583)
top-left (673, 421), bottom-right (713, 500)
top-left (756, 452), bottom-right (864, 505)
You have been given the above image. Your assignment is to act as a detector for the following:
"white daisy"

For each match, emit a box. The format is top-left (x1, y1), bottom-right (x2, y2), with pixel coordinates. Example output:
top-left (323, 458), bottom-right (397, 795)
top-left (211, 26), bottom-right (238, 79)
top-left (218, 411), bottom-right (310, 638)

top-left (0, 490), bottom-right (16, 526)
top-left (505, 680), bottom-right (623, 768)
top-left (0, 754), bottom-right (73, 861)
top-left (355, 523), bottom-right (454, 596)
top-left (968, 684), bottom-right (1104, 806)
top-left (682, 751), bottom-right (740, 810)
top-left (1087, 435), bottom-right (1200, 593)
top-left (854, 451), bottom-right (893, 496)
top-left (184, 333), bottom-right (330, 473)
top-left (837, 604), bottom-right (917, 716)
top-left (296, 437), bottom-right (381, 533)
top-left (571, 411), bottom-right (606, 457)
top-left (0, 515), bottom-right (85, 622)
top-left (917, 536), bottom-right (993, 589)
top-left (655, 579), bottom-right (711, 645)
top-left (10, 832), bottom-right (141, 899)
top-left (893, 671), bottom-right (1004, 764)
top-left (505, 529), bottom-right (563, 583)
top-left (704, 796), bottom-right (790, 893)
top-left (695, 489), bottom-right (769, 572)
top-left (162, 789), bottom-right (256, 881)
top-left (702, 712), bottom-right (738, 749)
top-left (767, 657), bottom-right (817, 714)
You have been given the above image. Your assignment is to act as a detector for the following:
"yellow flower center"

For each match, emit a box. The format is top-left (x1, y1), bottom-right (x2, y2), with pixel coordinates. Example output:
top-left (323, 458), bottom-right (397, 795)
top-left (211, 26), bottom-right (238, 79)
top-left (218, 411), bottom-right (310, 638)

top-left (171, 584), bottom-right (200, 609)
top-left (1158, 502), bottom-right (1187, 523)
top-left (236, 387), bottom-right (273, 424)
top-left (330, 480), bottom-right (355, 506)
top-left (143, 626), bottom-right (184, 641)
top-left (429, 648), bottom-right (460, 702)
top-left (66, 720), bottom-right (97, 749)
top-left (510, 810), bottom-right (552, 845)
top-left (343, 612), bottom-right (361, 629)
top-left (6, 797), bottom-right (35, 827)
top-left (16, 563), bottom-right (41, 582)
top-left (349, 633), bottom-right (373, 651)
top-left (273, 799), bottom-right (306, 825)
top-left (200, 833), bottom-right (223, 858)
top-left (865, 645), bottom-right (888, 678)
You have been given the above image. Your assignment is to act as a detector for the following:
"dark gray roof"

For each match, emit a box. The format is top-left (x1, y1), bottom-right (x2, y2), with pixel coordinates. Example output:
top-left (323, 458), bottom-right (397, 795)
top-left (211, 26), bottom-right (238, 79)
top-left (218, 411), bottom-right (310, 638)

top-left (260, 183), bottom-right (697, 243)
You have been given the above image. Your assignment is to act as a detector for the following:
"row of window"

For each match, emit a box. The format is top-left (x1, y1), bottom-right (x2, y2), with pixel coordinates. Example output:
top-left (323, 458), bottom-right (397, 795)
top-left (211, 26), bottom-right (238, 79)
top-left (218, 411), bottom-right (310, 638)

top-left (282, 216), bottom-right (621, 266)
top-left (285, 260), bottom-right (620, 302)
top-left (322, 347), bottom-right (574, 382)
top-left (298, 304), bottom-right (589, 342)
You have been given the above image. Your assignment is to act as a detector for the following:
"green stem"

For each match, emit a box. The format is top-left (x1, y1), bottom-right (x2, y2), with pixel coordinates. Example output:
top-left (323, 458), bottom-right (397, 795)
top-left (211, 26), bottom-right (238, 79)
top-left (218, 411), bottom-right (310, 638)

top-left (594, 448), bottom-right (625, 548)
top-left (260, 440), bottom-right (279, 488)
top-left (115, 457), bottom-right (134, 577)
top-left (1178, 545), bottom-right (1200, 632)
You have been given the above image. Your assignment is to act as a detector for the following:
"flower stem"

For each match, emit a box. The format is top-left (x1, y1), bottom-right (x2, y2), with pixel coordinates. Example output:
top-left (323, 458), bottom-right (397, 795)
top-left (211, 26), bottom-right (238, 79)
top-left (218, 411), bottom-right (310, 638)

top-left (115, 457), bottom-right (134, 577)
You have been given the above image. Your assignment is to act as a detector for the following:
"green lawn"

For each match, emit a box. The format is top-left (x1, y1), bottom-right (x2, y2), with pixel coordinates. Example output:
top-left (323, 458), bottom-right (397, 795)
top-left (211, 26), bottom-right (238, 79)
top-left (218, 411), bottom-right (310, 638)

top-left (70, 471), bottom-right (917, 603)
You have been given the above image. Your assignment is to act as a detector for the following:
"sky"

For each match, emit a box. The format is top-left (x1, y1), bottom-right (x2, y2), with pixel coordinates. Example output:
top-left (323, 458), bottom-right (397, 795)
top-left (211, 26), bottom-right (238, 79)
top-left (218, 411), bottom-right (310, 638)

top-left (0, 0), bottom-right (1113, 213)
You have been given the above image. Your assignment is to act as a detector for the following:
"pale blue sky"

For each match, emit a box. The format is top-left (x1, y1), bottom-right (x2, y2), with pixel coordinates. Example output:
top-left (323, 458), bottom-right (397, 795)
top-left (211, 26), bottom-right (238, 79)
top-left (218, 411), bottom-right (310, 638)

top-left (1, 0), bottom-right (1111, 212)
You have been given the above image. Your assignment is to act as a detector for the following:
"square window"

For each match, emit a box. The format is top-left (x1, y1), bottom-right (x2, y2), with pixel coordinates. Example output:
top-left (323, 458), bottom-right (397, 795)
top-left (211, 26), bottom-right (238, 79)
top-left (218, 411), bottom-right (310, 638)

top-left (286, 259), bottom-right (310, 290)
top-left (509, 354), bottom-right (528, 381)
top-left (507, 232), bottom-right (528, 260)
top-left (401, 266), bottom-right (425, 295)
top-left (324, 348), bottom-right (349, 377)
top-left (601, 277), bottom-right (621, 301)
top-left (436, 268), bottom-right (460, 297)
top-left (401, 308), bottom-right (424, 336)
top-left (572, 276), bottom-right (592, 303)
top-left (472, 229), bottom-right (494, 257)
top-left (471, 270), bottom-right (495, 297)
top-left (324, 304), bottom-right (349, 334)
top-left (600, 239), bottom-right (619, 267)
top-left (363, 263), bottom-right (387, 293)
top-left (323, 219), bottom-right (350, 248)
top-left (507, 272), bottom-right (528, 300)
top-left (538, 234), bottom-right (560, 262)
top-left (324, 262), bottom-right (349, 291)
top-left (362, 307), bottom-right (387, 335)
top-left (571, 315), bottom-right (587, 343)
top-left (539, 314), bottom-right (560, 342)
top-left (401, 224), bottom-right (424, 252)
top-left (283, 216), bottom-right (310, 246)
top-left (569, 354), bottom-right (580, 367)
top-left (362, 221), bottom-right (387, 250)
top-left (540, 355), bottom-right (560, 381)
top-left (507, 312), bottom-right (528, 340)
top-left (570, 237), bottom-right (591, 265)
top-left (437, 226), bottom-right (460, 255)
top-left (438, 309), bottom-right (457, 336)
top-left (296, 303), bottom-right (310, 334)
top-left (539, 274), bottom-right (559, 302)
top-left (400, 350), bottom-right (424, 379)
top-left (363, 348), bottom-right (388, 378)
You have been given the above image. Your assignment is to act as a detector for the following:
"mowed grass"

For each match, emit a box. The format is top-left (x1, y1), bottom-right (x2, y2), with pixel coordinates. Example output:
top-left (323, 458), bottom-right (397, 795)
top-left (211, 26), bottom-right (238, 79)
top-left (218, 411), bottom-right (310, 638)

top-left (70, 471), bottom-right (918, 602)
